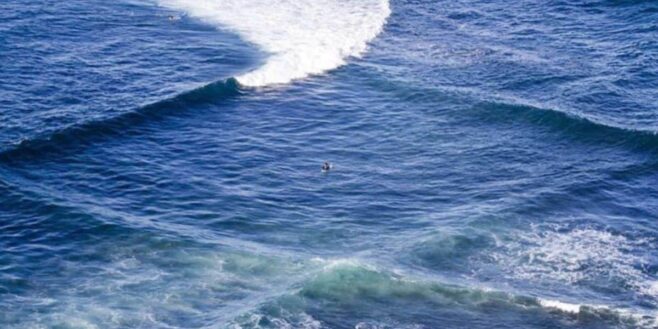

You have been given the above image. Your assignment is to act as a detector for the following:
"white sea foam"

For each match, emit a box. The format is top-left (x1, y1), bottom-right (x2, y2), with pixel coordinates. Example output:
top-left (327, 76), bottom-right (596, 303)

top-left (538, 299), bottom-right (584, 314)
top-left (158, 0), bottom-right (391, 86)
top-left (537, 298), bottom-right (658, 328)
top-left (494, 226), bottom-right (658, 300)
top-left (230, 312), bottom-right (321, 329)
top-left (312, 257), bottom-right (373, 270)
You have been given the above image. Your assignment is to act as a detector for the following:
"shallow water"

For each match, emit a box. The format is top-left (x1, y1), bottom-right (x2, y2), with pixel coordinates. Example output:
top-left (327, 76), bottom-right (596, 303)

top-left (1, 0), bottom-right (657, 328)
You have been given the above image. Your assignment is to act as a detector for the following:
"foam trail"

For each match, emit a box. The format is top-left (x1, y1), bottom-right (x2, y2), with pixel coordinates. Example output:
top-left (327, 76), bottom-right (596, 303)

top-left (158, 0), bottom-right (391, 86)
top-left (538, 299), bottom-right (586, 314)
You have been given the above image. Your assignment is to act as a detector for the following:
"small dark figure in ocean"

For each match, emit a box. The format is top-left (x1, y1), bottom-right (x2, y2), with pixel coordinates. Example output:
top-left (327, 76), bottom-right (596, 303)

top-left (322, 161), bottom-right (331, 172)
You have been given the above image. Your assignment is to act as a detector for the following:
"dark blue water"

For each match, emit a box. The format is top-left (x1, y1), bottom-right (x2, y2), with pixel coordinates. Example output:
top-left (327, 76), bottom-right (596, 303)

top-left (1, 0), bottom-right (657, 328)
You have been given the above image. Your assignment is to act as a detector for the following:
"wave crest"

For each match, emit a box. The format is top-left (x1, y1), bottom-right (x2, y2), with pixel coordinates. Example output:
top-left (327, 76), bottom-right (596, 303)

top-left (0, 78), bottom-right (241, 162)
top-left (159, 0), bottom-right (391, 86)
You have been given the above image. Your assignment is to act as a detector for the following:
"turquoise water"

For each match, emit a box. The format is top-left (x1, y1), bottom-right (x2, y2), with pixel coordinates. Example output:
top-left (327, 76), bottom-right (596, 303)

top-left (1, 0), bottom-right (657, 328)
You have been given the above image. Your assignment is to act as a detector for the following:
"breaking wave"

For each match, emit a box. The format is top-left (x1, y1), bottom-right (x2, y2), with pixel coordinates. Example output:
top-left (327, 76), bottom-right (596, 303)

top-left (230, 258), bottom-right (657, 329)
top-left (158, 0), bottom-right (391, 86)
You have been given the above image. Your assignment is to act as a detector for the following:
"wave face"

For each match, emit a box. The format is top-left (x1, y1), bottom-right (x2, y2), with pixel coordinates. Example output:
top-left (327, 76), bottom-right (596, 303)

top-left (0, 79), bottom-right (241, 162)
top-left (158, 0), bottom-right (390, 86)
top-left (227, 259), bottom-right (656, 329)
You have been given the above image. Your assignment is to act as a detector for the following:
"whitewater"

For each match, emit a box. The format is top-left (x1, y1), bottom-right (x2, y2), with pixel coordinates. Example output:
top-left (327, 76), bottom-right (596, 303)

top-left (158, 0), bottom-right (391, 86)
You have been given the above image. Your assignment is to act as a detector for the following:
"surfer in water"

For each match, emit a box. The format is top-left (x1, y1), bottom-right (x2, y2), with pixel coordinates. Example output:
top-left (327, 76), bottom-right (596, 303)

top-left (322, 161), bottom-right (332, 172)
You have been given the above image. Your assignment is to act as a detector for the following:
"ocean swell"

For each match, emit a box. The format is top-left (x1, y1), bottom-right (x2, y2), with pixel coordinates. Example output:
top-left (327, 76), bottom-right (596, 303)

top-left (158, 0), bottom-right (391, 86)
top-left (229, 259), bottom-right (657, 329)
top-left (0, 79), bottom-right (241, 163)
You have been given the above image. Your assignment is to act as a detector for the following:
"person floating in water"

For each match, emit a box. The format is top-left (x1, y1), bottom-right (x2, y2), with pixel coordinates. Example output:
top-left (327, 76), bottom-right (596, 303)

top-left (322, 161), bottom-right (331, 172)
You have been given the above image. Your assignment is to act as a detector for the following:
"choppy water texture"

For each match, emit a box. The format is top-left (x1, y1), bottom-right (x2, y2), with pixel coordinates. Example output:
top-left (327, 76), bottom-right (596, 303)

top-left (1, 0), bottom-right (658, 328)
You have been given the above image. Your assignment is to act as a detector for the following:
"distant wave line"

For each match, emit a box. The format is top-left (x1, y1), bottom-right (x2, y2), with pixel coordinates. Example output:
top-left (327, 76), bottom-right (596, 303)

top-left (0, 78), bottom-right (242, 163)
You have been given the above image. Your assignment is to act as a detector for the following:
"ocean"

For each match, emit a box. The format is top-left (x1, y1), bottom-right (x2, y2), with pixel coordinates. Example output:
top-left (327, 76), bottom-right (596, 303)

top-left (1, 0), bottom-right (657, 328)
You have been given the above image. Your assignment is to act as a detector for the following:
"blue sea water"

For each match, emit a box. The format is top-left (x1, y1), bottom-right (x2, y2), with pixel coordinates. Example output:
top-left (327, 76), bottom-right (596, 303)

top-left (1, 0), bottom-right (658, 328)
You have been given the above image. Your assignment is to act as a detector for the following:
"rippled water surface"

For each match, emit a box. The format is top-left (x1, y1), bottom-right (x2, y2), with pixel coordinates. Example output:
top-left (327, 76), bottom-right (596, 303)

top-left (1, 0), bottom-right (657, 328)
